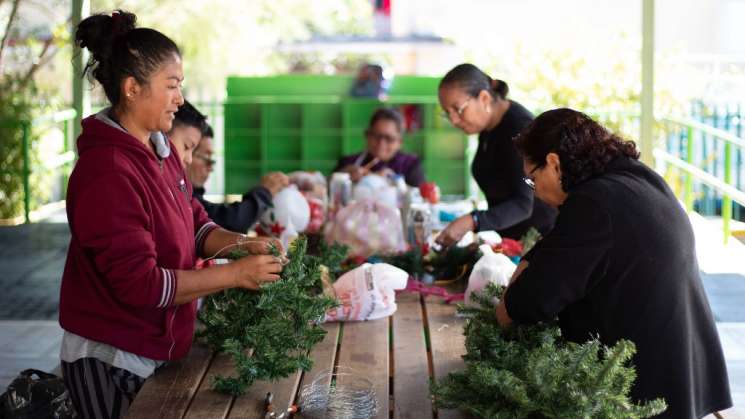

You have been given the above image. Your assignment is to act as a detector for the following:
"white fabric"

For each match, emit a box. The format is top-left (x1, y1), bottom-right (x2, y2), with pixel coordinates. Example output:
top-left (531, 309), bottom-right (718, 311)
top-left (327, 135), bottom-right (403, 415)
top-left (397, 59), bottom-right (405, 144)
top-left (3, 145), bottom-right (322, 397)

top-left (60, 331), bottom-right (163, 379)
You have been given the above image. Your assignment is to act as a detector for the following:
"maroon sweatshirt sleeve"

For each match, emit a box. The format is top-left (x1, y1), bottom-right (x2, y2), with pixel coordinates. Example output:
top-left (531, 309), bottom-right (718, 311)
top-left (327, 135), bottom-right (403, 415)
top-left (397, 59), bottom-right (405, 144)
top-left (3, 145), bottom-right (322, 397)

top-left (71, 173), bottom-right (179, 309)
top-left (191, 196), bottom-right (219, 258)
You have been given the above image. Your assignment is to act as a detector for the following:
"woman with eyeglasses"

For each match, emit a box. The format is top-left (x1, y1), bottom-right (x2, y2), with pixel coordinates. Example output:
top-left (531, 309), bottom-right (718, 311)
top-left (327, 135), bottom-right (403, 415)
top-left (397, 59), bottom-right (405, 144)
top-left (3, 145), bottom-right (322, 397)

top-left (334, 107), bottom-right (425, 186)
top-left (497, 108), bottom-right (731, 418)
top-left (435, 64), bottom-right (556, 247)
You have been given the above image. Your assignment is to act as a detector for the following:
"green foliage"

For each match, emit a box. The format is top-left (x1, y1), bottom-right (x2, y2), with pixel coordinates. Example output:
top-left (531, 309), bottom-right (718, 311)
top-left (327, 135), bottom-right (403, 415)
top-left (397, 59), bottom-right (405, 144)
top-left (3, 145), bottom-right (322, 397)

top-left (431, 284), bottom-right (667, 419)
top-left (198, 236), bottom-right (339, 395)
top-left (376, 243), bottom-right (482, 281)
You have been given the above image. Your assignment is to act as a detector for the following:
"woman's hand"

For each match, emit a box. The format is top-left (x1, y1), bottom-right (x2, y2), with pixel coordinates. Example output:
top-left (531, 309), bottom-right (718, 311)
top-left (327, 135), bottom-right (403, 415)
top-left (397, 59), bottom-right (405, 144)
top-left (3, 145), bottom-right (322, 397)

top-left (238, 235), bottom-right (283, 256)
top-left (231, 255), bottom-right (283, 290)
top-left (261, 172), bottom-right (290, 196)
top-left (435, 214), bottom-right (476, 247)
top-left (340, 158), bottom-right (380, 182)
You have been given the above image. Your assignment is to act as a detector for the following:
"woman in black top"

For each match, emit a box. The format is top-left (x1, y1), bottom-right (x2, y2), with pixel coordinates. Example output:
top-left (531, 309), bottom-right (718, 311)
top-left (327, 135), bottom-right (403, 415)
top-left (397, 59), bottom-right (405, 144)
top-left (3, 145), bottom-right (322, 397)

top-left (497, 108), bottom-right (731, 418)
top-left (435, 64), bottom-right (556, 245)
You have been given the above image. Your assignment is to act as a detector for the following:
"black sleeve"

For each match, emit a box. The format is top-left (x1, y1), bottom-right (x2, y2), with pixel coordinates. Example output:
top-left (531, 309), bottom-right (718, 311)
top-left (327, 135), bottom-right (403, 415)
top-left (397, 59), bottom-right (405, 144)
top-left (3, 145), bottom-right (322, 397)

top-left (473, 151), bottom-right (534, 232)
top-left (504, 193), bottom-right (612, 323)
top-left (194, 186), bottom-right (273, 233)
top-left (404, 158), bottom-right (425, 187)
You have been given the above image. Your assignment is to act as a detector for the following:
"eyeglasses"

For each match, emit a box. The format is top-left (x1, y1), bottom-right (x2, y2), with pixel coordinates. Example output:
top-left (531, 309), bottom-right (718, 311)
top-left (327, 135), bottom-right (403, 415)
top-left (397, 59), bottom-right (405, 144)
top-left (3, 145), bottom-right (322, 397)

top-left (523, 164), bottom-right (543, 190)
top-left (366, 131), bottom-right (400, 144)
top-left (194, 152), bottom-right (216, 166)
top-left (441, 98), bottom-right (472, 121)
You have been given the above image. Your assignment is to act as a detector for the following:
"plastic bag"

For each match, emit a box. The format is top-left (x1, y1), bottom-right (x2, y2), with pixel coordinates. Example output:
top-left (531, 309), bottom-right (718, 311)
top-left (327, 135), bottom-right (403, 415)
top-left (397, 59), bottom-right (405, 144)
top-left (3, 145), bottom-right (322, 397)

top-left (353, 174), bottom-right (398, 209)
top-left (324, 263), bottom-right (408, 322)
top-left (464, 244), bottom-right (516, 307)
top-left (324, 200), bottom-right (406, 258)
top-left (257, 185), bottom-right (310, 248)
top-left (0, 369), bottom-right (76, 419)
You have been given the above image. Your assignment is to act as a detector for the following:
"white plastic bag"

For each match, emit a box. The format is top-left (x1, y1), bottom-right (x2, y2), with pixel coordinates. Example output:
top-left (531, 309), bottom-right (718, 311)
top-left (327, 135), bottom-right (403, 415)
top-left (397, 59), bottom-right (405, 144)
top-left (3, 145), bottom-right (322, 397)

top-left (464, 244), bottom-right (516, 307)
top-left (324, 263), bottom-right (408, 322)
top-left (324, 200), bottom-right (406, 257)
top-left (353, 174), bottom-right (398, 208)
top-left (257, 185), bottom-right (310, 248)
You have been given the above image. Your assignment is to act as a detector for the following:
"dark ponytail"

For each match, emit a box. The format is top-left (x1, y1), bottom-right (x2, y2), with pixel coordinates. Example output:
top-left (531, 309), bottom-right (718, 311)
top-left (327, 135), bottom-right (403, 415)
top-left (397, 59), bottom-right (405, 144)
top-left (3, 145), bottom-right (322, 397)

top-left (439, 63), bottom-right (509, 100)
top-left (75, 10), bottom-right (180, 106)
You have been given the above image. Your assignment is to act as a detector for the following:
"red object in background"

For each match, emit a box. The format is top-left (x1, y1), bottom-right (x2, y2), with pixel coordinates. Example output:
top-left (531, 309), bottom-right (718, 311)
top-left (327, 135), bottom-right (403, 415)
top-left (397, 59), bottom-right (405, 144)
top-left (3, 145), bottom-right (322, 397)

top-left (497, 238), bottom-right (523, 257)
top-left (419, 182), bottom-right (440, 204)
top-left (305, 198), bottom-right (325, 233)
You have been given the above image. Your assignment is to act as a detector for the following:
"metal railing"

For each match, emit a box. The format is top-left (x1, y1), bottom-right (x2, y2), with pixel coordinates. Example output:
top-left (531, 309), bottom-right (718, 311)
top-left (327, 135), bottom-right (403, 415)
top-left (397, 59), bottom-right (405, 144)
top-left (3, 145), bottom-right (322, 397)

top-left (657, 115), bottom-right (745, 243)
top-left (0, 108), bottom-right (77, 223)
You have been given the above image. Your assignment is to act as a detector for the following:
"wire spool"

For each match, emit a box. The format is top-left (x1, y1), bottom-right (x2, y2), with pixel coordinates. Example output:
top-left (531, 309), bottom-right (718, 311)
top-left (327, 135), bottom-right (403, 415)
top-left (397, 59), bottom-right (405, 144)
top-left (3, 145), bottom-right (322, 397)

top-left (298, 367), bottom-right (379, 419)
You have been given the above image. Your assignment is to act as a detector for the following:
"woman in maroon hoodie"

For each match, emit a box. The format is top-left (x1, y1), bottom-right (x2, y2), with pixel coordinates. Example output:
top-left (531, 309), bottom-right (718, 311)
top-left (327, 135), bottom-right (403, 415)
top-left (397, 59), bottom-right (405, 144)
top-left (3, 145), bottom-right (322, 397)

top-left (59, 11), bottom-right (283, 419)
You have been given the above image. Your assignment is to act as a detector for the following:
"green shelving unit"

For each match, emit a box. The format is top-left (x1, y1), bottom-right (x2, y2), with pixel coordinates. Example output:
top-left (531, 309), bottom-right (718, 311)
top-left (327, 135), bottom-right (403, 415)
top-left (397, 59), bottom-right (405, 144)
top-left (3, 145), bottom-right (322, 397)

top-left (224, 75), bottom-right (472, 195)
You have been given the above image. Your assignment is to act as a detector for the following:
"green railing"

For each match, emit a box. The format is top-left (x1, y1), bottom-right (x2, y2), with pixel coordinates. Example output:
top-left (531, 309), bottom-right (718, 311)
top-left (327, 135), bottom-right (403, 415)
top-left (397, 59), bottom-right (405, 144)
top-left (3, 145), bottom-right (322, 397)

top-left (0, 108), bottom-right (77, 223)
top-left (655, 116), bottom-right (745, 244)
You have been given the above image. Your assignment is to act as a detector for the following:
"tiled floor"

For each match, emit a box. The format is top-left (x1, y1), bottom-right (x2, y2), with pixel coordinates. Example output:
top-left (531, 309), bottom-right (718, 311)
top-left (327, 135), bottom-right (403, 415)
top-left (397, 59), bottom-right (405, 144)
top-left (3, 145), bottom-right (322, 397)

top-left (0, 208), bottom-right (743, 416)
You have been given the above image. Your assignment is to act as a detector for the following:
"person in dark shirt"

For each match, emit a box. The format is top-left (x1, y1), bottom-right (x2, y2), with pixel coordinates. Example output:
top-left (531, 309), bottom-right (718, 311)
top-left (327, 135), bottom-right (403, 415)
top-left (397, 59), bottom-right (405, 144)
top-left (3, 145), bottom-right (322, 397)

top-left (435, 64), bottom-right (556, 244)
top-left (169, 101), bottom-right (289, 233)
top-left (497, 108), bottom-right (731, 418)
top-left (334, 107), bottom-right (425, 187)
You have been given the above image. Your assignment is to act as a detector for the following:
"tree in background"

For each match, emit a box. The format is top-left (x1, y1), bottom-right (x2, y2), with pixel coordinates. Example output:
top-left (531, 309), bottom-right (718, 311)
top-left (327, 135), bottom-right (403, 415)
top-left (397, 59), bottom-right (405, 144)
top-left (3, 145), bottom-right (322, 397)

top-left (92, 0), bottom-right (374, 97)
top-left (0, 0), bottom-right (69, 220)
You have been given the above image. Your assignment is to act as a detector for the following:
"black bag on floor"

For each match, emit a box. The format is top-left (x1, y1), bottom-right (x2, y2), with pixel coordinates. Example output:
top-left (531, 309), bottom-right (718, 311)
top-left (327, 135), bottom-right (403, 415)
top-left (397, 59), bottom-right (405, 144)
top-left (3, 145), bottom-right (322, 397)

top-left (0, 369), bottom-right (76, 419)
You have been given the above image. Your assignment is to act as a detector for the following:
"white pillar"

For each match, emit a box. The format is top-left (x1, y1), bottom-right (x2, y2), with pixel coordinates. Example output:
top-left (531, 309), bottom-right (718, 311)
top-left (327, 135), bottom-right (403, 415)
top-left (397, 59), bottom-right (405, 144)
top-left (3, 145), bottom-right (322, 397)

top-left (72, 0), bottom-right (91, 140)
top-left (640, 0), bottom-right (655, 166)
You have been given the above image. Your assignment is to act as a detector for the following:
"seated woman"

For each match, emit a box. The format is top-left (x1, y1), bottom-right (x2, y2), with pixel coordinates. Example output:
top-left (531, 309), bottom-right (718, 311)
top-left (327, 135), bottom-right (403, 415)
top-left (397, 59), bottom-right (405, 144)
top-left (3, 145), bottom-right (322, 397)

top-left (497, 108), bottom-right (731, 418)
top-left (334, 107), bottom-right (425, 187)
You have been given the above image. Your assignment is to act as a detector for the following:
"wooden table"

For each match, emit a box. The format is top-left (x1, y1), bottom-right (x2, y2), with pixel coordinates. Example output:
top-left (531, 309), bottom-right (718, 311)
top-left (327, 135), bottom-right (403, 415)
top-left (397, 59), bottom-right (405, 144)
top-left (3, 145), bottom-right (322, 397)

top-left (125, 293), bottom-right (468, 419)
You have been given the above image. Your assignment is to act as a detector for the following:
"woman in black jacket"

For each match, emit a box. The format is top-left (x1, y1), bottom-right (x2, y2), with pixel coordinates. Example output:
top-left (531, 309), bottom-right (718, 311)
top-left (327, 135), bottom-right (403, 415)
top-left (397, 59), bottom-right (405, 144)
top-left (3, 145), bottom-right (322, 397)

top-left (436, 64), bottom-right (556, 246)
top-left (497, 108), bottom-right (731, 418)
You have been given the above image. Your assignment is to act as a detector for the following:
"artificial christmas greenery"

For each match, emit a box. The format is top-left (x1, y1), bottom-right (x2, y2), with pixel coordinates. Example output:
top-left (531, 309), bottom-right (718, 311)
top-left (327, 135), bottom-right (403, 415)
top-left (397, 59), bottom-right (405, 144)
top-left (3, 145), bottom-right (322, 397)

top-left (197, 236), bottom-right (344, 395)
top-left (431, 284), bottom-right (667, 418)
top-left (376, 242), bottom-right (483, 282)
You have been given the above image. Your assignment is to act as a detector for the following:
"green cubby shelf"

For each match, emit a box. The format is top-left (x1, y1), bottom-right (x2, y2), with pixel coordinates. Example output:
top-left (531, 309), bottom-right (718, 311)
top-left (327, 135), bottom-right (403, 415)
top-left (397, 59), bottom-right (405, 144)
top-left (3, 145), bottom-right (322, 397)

top-left (224, 75), bottom-right (472, 195)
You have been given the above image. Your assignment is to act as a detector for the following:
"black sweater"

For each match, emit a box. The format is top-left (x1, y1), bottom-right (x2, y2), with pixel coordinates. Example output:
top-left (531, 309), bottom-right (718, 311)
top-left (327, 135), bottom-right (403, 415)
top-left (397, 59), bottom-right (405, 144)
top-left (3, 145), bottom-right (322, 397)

top-left (192, 186), bottom-right (272, 234)
top-left (471, 101), bottom-right (557, 239)
top-left (506, 157), bottom-right (732, 418)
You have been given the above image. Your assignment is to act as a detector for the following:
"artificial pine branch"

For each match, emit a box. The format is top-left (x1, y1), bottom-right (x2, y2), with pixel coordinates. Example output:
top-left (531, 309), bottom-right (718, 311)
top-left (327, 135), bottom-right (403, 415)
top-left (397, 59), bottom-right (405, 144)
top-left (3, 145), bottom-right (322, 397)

top-left (198, 236), bottom-right (340, 395)
top-left (431, 284), bottom-right (667, 418)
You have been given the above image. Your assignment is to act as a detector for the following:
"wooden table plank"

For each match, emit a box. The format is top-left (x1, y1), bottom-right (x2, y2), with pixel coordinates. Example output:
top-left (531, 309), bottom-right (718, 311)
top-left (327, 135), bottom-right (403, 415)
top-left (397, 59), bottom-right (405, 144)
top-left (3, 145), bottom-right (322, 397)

top-left (336, 318), bottom-right (390, 419)
top-left (425, 296), bottom-right (467, 419)
top-left (228, 371), bottom-right (302, 418)
top-left (182, 353), bottom-right (235, 419)
top-left (297, 323), bottom-right (341, 392)
top-left (125, 344), bottom-right (213, 419)
top-left (392, 293), bottom-right (433, 419)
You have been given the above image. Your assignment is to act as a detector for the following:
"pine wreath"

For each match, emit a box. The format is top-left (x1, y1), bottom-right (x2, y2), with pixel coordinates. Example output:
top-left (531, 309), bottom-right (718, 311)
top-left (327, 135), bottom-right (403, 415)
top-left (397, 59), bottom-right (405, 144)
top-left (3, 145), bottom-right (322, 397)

top-left (431, 284), bottom-right (667, 418)
top-left (197, 236), bottom-right (346, 395)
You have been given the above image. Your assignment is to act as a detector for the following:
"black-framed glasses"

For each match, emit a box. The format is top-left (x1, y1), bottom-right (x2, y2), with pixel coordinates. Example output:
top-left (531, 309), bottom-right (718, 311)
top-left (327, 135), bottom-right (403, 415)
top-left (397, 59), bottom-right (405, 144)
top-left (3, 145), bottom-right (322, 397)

top-left (523, 164), bottom-right (543, 190)
top-left (366, 130), bottom-right (400, 144)
top-left (194, 152), bottom-right (216, 166)
top-left (440, 98), bottom-right (472, 121)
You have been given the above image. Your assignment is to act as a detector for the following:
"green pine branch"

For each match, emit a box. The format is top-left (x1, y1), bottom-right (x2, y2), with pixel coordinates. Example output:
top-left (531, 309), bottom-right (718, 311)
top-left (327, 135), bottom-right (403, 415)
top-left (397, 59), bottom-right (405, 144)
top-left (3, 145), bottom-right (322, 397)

top-left (198, 236), bottom-right (341, 395)
top-left (431, 283), bottom-right (667, 418)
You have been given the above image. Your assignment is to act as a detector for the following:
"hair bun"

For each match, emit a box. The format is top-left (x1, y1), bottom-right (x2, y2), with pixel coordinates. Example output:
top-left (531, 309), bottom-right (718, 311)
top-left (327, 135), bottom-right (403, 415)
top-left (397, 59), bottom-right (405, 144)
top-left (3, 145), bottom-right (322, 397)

top-left (111, 10), bottom-right (136, 36)
top-left (75, 10), bottom-right (136, 60)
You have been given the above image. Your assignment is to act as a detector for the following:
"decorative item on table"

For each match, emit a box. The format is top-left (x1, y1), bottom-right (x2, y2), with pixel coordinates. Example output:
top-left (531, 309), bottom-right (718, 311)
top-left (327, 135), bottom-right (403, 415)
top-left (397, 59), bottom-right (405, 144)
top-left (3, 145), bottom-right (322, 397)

top-left (353, 174), bottom-right (398, 209)
top-left (419, 181), bottom-right (440, 204)
top-left (463, 244), bottom-right (515, 307)
top-left (328, 172), bottom-right (353, 217)
top-left (519, 226), bottom-right (542, 255)
top-left (405, 203), bottom-right (432, 250)
top-left (256, 185), bottom-right (310, 249)
top-left (197, 237), bottom-right (339, 396)
top-left (430, 284), bottom-right (667, 418)
top-left (298, 367), bottom-right (379, 419)
top-left (324, 199), bottom-right (405, 258)
top-left (290, 171), bottom-right (328, 233)
top-left (323, 263), bottom-right (408, 322)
